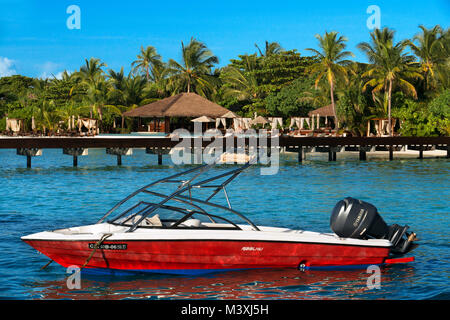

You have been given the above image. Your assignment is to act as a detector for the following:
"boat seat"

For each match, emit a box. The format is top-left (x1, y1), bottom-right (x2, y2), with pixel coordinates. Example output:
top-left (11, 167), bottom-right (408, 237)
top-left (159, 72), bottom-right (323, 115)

top-left (129, 214), bottom-right (162, 227)
top-left (182, 219), bottom-right (202, 227)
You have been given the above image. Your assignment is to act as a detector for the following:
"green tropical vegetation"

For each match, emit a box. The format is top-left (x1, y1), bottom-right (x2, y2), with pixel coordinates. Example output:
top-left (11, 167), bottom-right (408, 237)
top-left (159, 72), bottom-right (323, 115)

top-left (306, 31), bottom-right (354, 127)
top-left (0, 26), bottom-right (448, 136)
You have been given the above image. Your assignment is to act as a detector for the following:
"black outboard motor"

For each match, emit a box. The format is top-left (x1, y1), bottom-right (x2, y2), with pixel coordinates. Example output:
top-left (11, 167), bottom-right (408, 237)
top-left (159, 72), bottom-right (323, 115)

top-left (330, 197), bottom-right (418, 255)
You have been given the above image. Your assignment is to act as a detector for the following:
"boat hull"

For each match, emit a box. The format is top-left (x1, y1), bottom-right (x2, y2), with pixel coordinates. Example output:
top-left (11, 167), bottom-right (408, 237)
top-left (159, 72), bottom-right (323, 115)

top-left (23, 239), bottom-right (391, 275)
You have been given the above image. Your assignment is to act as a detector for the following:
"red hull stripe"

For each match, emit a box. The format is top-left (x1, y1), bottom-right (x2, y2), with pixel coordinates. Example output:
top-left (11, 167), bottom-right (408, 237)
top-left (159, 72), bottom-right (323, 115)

top-left (24, 239), bottom-right (391, 271)
top-left (384, 256), bottom-right (415, 264)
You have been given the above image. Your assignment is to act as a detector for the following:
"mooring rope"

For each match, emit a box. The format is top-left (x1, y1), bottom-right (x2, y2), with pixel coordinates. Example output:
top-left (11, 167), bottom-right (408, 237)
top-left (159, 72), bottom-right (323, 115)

top-left (41, 260), bottom-right (53, 270)
top-left (42, 233), bottom-right (113, 271)
top-left (80, 233), bottom-right (113, 270)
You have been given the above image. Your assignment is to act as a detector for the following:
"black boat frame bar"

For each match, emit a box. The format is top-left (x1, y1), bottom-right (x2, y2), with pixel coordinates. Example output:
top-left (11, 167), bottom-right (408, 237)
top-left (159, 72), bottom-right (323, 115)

top-left (97, 163), bottom-right (260, 232)
top-left (109, 201), bottom-right (242, 230)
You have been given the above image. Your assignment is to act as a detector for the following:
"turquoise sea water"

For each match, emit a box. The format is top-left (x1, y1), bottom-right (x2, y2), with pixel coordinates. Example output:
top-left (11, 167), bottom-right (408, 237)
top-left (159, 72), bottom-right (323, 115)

top-left (0, 148), bottom-right (448, 300)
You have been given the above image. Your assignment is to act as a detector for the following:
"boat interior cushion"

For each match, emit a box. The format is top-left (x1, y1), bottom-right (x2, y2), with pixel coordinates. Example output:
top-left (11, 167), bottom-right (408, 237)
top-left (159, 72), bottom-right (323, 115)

top-left (146, 214), bottom-right (162, 227)
top-left (182, 219), bottom-right (202, 227)
top-left (129, 214), bottom-right (162, 227)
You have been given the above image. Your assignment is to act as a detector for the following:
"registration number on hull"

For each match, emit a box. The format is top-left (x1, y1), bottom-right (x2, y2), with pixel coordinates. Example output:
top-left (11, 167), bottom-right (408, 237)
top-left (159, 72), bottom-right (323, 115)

top-left (88, 243), bottom-right (127, 250)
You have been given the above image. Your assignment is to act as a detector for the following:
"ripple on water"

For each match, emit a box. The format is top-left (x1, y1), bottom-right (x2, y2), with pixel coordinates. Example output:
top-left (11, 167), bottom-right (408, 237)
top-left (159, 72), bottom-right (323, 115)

top-left (0, 149), bottom-right (448, 300)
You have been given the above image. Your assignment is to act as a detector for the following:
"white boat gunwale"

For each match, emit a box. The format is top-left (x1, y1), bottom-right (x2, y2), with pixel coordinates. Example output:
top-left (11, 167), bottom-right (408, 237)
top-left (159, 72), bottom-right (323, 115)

top-left (21, 222), bottom-right (392, 248)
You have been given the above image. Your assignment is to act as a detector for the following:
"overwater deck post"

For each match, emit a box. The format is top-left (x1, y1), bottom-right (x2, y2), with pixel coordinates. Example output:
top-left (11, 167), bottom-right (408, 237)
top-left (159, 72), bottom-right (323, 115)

top-left (106, 148), bottom-right (132, 166)
top-left (389, 146), bottom-right (394, 161)
top-left (16, 148), bottom-right (42, 168)
top-left (327, 146), bottom-right (338, 161)
top-left (359, 150), bottom-right (367, 161)
top-left (418, 146), bottom-right (424, 159)
top-left (359, 146), bottom-right (371, 161)
top-left (447, 145), bottom-right (450, 158)
top-left (146, 147), bottom-right (170, 165)
top-left (158, 154), bottom-right (163, 165)
top-left (63, 148), bottom-right (88, 167)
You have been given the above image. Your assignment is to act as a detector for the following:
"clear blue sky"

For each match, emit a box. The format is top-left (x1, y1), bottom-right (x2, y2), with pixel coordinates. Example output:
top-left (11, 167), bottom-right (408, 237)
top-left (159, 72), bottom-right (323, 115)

top-left (0, 0), bottom-right (449, 78)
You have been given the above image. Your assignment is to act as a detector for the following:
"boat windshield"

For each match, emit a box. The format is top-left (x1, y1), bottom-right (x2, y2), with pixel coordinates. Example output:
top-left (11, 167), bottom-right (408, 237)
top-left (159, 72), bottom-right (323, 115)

top-left (97, 163), bottom-right (260, 232)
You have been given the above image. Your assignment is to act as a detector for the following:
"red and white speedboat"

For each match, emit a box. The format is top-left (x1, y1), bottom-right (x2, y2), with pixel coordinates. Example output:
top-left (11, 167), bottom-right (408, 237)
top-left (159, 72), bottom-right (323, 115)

top-left (22, 164), bottom-right (418, 275)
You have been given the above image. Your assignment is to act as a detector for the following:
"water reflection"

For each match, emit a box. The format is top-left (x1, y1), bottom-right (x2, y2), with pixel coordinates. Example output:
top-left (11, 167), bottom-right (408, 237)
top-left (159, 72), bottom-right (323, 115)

top-left (28, 265), bottom-right (416, 300)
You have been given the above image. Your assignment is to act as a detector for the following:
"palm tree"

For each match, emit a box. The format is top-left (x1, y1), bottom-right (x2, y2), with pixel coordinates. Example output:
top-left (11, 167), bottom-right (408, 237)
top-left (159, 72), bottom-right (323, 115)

top-left (35, 100), bottom-right (60, 134)
top-left (358, 27), bottom-right (423, 136)
top-left (335, 63), bottom-right (377, 136)
top-left (77, 58), bottom-right (106, 82)
top-left (108, 68), bottom-right (150, 107)
top-left (306, 31), bottom-right (354, 129)
top-left (408, 25), bottom-right (446, 91)
top-left (220, 65), bottom-right (261, 101)
top-left (131, 46), bottom-right (163, 82)
top-left (167, 38), bottom-right (219, 97)
top-left (74, 58), bottom-right (107, 121)
top-left (147, 61), bottom-right (170, 97)
top-left (434, 27), bottom-right (450, 91)
top-left (57, 101), bottom-right (90, 131)
top-left (107, 67), bottom-right (127, 106)
top-left (255, 41), bottom-right (284, 57)
top-left (122, 75), bottom-right (149, 107)
top-left (220, 54), bottom-right (267, 115)
top-left (84, 77), bottom-right (110, 121)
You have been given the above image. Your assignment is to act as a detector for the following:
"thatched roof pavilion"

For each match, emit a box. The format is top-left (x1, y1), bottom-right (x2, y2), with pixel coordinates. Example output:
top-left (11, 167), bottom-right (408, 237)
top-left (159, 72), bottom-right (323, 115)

top-left (308, 104), bottom-right (337, 130)
top-left (308, 104), bottom-right (334, 117)
top-left (123, 92), bottom-right (229, 118)
top-left (122, 92), bottom-right (230, 133)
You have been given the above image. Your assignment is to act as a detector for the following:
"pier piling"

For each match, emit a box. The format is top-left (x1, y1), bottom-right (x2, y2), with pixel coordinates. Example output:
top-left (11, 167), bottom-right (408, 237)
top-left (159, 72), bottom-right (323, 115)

top-left (327, 146), bottom-right (339, 161)
top-left (146, 147), bottom-right (170, 165)
top-left (106, 147), bottom-right (132, 166)
top-left (297, 147), bottom-right (302, 163)
top-left (16, 148), bottom-right (42, 168)
top-left (389, 146), bottom-right (394, 161)
top-left (158, 154), bottom-right (163, 165)
top-left (358, 146), bottom-right (371, 161)
top-left (359, 150), bottom-right (367, 161)
top-left (63, 148), bottom-right (87, 167)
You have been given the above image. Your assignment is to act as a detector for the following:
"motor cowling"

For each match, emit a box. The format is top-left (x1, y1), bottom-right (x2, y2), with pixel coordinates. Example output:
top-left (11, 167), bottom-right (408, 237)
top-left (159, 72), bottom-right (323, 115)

top-left (330, 197), bottom-right (418, 255)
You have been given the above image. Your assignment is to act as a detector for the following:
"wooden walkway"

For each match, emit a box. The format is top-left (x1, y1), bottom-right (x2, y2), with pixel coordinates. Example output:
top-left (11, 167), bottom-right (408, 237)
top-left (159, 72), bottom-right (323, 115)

top-left (1, 136), bottom-right (449, 167)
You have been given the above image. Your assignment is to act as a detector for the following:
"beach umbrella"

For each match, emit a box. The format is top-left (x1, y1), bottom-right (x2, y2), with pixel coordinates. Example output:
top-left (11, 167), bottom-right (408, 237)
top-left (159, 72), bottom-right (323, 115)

top-left (251, 115), bottom-right (269, 125)
top-left (221, 111), bottom-right (238, 119)
top-left (191, 116), bottom-right (215, 122)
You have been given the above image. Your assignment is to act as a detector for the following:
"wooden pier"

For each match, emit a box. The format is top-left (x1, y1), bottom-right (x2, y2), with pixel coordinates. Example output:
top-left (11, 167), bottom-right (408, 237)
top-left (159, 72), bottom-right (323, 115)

top-left (1, 136), bottom-right (449, 167)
